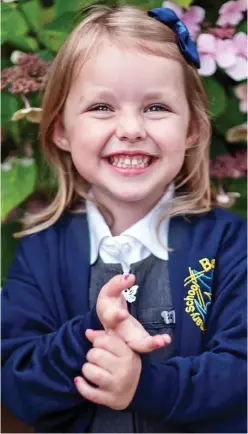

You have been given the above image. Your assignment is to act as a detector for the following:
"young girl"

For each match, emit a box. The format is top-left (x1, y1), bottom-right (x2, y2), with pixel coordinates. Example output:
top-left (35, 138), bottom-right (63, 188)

top-left (2, 5), bottom-right (246, 434)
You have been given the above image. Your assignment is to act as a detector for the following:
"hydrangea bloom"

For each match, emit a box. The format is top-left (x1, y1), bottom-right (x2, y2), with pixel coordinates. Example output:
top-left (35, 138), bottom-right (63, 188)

top-left (197, 32), bottom-right (248, 80)
top-left (217, 0), bottom-right (247, 27)
top-left (210, 151), bottom-right (247, 179)
top-left (1, 53), bottom-right (51, 94)
top-left (162, 1), bottom-right (205, 40)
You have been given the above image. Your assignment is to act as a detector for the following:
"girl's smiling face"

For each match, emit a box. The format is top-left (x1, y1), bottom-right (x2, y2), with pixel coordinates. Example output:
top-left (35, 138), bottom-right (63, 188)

top-left (53, 42), bottom-right (191, 206)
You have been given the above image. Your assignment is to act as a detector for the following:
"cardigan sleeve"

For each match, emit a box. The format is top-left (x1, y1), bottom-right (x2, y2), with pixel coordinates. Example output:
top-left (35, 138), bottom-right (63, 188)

top-left (1, 240), bottom-right (102, 428)
top-left (128, 217), bottom-right (247, 432)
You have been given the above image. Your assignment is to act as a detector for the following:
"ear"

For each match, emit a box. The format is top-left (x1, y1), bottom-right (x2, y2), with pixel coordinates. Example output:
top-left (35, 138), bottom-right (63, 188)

top-left (52, 116), bottom-right (70, 152)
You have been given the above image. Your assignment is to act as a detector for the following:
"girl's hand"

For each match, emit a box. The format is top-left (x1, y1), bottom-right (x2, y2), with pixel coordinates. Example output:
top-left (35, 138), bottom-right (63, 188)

top-left (74, 329), bottom-right (141, 410)
top-left (97, 274), bottom-right (171, 353)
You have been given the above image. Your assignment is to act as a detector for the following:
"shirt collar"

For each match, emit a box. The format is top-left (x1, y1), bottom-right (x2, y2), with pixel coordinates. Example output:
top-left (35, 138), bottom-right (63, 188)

top-left (86, 183), bottom-right (174, 265)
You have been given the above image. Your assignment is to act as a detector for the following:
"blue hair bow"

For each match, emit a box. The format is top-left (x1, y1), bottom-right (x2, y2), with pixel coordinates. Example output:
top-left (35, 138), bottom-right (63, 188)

top-left (147, 8), bottom-right (200, 69)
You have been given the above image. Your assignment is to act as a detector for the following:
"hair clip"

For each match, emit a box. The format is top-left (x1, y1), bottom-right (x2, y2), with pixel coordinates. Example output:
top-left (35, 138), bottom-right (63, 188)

top-left (147, 8), bottom-right (200, 69)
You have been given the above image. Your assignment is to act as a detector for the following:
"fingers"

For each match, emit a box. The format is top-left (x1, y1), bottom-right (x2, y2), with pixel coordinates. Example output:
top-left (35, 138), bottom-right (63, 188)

top-left (74, 376), bottom-right (111, 407)
top-left (86, 329), bottom-right (171, 355)
top-left (82, 362), bottom-right (112, 389)
top-left (101, 307), bottom-right (129, 329)
top-left (86, 329), bottom-right (106, 342)
top-left (127, 333), bottom-right (172, 354)
top-left (99, 274), bottom-right (136, 299)
top-left (92, 333), bottom-right (130, 357)
top-left (86, 347), bottom-right (117, 373)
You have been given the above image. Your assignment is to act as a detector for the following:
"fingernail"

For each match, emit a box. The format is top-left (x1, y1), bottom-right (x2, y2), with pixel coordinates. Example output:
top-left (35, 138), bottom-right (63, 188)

top-left (74, 377), bottom-right (80, 385)
top-left (155, 341), bottom-right (163, 348)
top-left (124, 274), bottom-right (130, 281)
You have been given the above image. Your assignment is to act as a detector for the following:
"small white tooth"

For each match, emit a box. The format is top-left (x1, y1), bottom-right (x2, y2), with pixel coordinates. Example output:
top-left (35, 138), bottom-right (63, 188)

top-left (125, 158), bottom-right (130, 165)
top-left (132, 158), bottom-right (138, 165)
top-left (143, 157), bottom-right (148, 163)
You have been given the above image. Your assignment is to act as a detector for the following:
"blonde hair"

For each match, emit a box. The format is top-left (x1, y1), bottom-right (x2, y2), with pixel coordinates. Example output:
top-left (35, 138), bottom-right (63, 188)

top-left (17, 4), bottom-right (216, 237)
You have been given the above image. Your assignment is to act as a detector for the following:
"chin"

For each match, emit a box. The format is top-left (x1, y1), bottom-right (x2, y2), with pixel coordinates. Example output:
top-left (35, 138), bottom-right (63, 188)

top-left (110, 189), bottom-right (154, 204)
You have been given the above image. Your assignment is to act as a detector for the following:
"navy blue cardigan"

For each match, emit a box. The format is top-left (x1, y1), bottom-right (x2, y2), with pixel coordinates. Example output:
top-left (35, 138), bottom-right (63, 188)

top-left (1, 207), bottom-right (247, 433)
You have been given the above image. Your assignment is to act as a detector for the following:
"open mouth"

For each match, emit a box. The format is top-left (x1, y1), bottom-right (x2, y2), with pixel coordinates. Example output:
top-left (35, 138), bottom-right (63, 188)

top-left (107, 154), bottom-right (156, 169)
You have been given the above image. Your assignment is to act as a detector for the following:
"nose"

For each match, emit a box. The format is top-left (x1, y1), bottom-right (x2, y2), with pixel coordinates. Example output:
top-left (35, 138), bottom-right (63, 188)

top-left (116, 113), bottom-right (146, 142)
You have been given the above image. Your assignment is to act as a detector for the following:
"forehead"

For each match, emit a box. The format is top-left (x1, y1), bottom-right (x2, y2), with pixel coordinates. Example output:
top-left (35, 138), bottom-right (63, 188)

top-left (70, 42), bottom-right (186, 101)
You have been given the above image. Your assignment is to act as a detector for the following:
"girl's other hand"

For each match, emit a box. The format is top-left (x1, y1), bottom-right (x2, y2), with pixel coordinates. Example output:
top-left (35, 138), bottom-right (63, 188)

top-left (74, 330), bottom-right (141, 410)
top-left (97, 274), bottom-right (171, 353)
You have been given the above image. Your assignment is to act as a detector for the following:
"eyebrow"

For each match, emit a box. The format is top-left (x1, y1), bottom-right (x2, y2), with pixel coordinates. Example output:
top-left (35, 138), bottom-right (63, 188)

top-left (79, 88), bottom-right (179, 104)
top-left (79, 90), bottom-right (114, 104)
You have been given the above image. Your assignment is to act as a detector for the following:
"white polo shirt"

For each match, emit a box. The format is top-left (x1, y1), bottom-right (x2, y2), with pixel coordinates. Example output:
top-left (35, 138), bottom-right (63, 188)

top-left (86, 184), bottom-right (174, 274)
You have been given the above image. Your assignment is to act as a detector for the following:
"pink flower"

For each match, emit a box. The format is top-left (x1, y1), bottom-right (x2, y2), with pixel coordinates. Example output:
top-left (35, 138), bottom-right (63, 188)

top-left (162, 1), bottom-right (205, 40)
top-left (210, 151), bottom-right (247, 179)
top-left (217, 0), bottom-right (247, 27)
top-left (234, 82), bottom-right (247, 112)
top-left (226, 32), bottom-right (248, 80)
top-left (197, 32), bottom-right (248, 80)
top-left (208, 27), bottom-right (235, 39)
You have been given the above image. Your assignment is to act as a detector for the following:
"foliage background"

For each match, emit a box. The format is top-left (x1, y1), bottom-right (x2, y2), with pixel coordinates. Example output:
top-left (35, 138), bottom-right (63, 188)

top-left (1, 0), bottom-right (247, 285)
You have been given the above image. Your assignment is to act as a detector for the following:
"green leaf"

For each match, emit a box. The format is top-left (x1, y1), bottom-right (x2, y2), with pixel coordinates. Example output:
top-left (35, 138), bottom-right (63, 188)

top-left (1, 158), bottom-right (37, 220)
top-left (38, 12), bottom-right (76, 51)
top-left (36, 49), bottom-right (55, 61)
top-left (173, 0), bottom-right (193, 7)
top-left (38, 29), bottom-right (68, 51)
top-left (210, 134), bottom-right (227, 159)
top-left (1, 90), bottom-right (22, 144)
top-left (1, 92), bottom-right (21, 125)
top-left (1, 58), bottom-right (12, 70)
top-left (1, 222), bottom-right (21, 286)
top-left (214, 93), bottom-right (246, 136)
top-left (20, 0), bottom-right (42, 31)
top-left (124, 0), bottom-right (163, 7)
top-left (7, 35), bottom-right (39, 51)
top-left (55, 0), bottom-right (97, 16)
top-left (1, 7), bottom-right (29, 40)
top-left (40, 5), bottom-right (56, 26)
top-left (44, 11), bottom-right (76, 32)
top-left (236, 20), bottom-right (247, 34)
top-left (202, 77), bottom-right (226, 118)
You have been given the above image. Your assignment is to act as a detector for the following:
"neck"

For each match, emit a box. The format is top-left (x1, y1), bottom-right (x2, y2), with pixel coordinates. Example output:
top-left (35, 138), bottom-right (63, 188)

top-left (91, 188), bottom-right (166, 235)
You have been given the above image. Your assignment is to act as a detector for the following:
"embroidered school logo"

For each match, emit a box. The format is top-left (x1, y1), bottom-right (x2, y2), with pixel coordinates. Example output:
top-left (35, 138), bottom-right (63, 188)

top-left (184, 258), bottom-right (215, 331)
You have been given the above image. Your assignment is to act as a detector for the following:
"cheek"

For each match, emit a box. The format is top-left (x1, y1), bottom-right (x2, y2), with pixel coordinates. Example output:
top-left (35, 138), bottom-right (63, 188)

top-left (69, 119), bottom-right (112, 153)
top-left (151, 117), bottom-right (188, 147)
top-left (155, 128), bottom-right (187, 154)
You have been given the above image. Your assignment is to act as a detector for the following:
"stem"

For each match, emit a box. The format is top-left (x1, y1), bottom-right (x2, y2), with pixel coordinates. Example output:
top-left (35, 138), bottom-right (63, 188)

top-left (21, 94), bottom-right (31, 109)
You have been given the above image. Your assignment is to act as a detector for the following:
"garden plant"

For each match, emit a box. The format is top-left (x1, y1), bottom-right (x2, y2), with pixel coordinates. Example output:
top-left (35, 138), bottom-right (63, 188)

top-left (1, 0), bottom-right (247, 285)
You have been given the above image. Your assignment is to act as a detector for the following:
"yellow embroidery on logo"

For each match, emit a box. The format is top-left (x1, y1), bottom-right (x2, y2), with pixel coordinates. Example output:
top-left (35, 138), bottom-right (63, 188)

top-left (184, 258), bottom-right (215, 332)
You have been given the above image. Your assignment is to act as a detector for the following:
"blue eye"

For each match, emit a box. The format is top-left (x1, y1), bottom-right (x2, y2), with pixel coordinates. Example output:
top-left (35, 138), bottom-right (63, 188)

top-left (147, 104), bottom-right (167, 112)
top-left (89, 105), bottom-right (111, 111)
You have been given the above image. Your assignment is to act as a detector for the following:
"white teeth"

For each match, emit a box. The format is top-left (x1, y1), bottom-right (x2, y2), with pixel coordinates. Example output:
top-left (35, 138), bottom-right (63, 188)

top-left (109, 155), bottom-right (152, 168)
